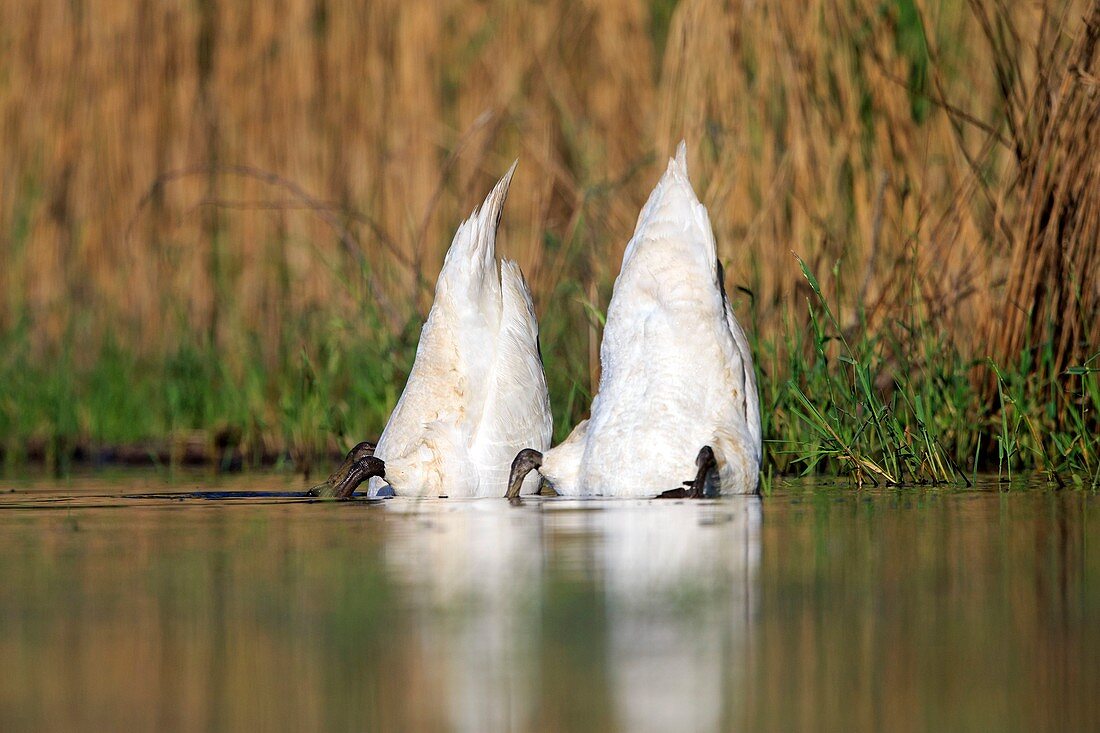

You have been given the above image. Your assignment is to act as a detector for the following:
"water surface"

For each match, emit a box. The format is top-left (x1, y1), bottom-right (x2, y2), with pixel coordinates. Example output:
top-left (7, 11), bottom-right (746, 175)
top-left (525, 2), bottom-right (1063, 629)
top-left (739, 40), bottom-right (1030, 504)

top-left (1, 473), bottom-right (1096, 732)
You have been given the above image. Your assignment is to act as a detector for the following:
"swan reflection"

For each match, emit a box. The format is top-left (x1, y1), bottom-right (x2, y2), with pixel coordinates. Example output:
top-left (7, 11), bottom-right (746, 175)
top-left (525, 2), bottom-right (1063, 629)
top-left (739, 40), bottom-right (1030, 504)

top-left (380, 497), bottom-right (761, 731)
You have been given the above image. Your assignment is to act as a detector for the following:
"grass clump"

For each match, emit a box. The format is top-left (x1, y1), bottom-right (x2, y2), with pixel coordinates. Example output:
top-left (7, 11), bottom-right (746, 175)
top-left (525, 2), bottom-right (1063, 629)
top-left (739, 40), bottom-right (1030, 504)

top-left (773, 258), bottom-right (966, 486)
top-left (751, 257), bottom-right (1100, 488)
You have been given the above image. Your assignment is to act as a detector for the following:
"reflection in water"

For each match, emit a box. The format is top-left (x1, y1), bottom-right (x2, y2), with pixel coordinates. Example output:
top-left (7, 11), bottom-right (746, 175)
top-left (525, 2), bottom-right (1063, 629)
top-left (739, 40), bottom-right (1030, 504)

top-left (0, 474), bottom-right (1098, 732)
top-left (380, 498), bottom-right (761, 733)
top-left (597, 501), bottom-right (760, 733)
top-left (383, 501), bottom-right (545, 732)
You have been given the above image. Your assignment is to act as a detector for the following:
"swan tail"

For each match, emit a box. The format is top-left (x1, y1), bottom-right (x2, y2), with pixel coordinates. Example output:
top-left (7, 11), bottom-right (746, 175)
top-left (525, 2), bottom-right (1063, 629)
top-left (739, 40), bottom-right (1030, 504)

top-left (375, 162), bottom-right (519, 491)
top-left (499, 261), bottom-right (552, 448)
top-left (500, 260), bottom-right (539, 342)
top-left (438, 161), bottom-right (517, 289)
top-left (622, 141), bottom-right (717, 274)
top-left (469, 260), bottom-right (553, 496)
top-left (673, 139), bottom-right (688, 175)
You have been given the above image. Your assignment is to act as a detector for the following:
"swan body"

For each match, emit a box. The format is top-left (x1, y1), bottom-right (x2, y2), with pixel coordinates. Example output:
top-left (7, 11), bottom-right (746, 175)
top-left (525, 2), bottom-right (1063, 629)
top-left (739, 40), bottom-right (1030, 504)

top-left (539, 142), bottom-right (761, 496)
top-left (370, 164), bottom-right (552, 497)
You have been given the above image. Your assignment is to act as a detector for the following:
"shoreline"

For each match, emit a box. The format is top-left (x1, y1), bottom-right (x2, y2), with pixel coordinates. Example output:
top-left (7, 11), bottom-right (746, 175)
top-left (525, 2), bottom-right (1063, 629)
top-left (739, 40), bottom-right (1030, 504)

top-left (0, 434), bottom-right (369, 473)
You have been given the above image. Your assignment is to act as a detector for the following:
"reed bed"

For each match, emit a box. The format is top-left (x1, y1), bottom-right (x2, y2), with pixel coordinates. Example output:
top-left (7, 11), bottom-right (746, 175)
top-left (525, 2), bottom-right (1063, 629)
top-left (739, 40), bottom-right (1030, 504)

top-left (0, 0), bottom-right (1096, 484)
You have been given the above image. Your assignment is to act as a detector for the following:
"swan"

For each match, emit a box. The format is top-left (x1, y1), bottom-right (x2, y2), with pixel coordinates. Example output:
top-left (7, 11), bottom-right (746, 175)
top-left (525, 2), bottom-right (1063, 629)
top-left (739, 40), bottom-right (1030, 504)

top-left (507, 142), bottom-right (761, 498)
top-left (326, 163), bottom-right (552, 498)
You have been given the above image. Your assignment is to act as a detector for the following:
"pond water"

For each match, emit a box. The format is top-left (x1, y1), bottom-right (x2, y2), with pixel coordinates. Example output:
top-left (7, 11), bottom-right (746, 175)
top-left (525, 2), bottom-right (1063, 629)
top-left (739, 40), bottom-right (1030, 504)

top-left (0, 473), bottom-right (1097, 732)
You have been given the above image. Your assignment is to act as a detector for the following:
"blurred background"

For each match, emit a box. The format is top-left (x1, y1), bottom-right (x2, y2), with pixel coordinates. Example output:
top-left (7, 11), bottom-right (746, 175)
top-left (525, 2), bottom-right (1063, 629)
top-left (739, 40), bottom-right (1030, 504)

top-left (0, 0), bottom-right (1097, 478)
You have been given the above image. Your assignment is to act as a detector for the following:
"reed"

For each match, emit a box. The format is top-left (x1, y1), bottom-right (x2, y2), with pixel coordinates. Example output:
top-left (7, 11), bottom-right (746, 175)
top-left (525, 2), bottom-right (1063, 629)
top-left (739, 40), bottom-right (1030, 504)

top-left (0, 0), bottom-right (1096, 482)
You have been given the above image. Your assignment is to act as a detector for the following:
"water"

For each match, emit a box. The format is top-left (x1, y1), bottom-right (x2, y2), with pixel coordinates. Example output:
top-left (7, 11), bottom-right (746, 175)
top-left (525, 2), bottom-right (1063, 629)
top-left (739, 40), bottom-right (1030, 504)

top-left (1, 473), bottom-right (1097, 732)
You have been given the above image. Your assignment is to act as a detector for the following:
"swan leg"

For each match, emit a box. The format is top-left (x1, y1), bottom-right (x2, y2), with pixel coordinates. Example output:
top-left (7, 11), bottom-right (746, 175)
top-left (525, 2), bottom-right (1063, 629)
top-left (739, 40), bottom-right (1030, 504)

top-left (307, 441), bottom-right (376, 498)
top-left (505, 448), bottom-right (543, 499)
top-left (328, 456), bottom-right (386, 499)
top-left (689, 445), bottom-right (720, 498)
top-left (656, 445), bottom-right (719, 499)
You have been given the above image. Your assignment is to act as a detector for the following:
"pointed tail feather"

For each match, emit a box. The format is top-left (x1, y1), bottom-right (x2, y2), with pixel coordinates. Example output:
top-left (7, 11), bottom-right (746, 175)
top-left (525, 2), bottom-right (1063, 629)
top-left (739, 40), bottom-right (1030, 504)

top-left (484, 160), bottom-right (518, 235)
top-left (441, 160), bottom-right (518, 273)
top-left (673, 139), bottom-right (688, 175)
top-left (622, 140), bottom-right (717, 271)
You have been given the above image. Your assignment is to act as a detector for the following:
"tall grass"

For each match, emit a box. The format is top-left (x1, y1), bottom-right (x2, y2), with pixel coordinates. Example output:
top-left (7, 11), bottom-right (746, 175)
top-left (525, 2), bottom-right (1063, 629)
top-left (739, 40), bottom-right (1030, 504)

top-left (0, 0), bottom-right (1096, 482)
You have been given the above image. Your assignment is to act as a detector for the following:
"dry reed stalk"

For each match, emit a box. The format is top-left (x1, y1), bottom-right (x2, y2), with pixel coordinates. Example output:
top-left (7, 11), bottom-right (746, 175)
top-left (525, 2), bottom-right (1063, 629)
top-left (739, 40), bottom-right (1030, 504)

top-left (978, 0), bottom-right (1100, 376)
top-left (0, 0), bottom-right (1087, 408)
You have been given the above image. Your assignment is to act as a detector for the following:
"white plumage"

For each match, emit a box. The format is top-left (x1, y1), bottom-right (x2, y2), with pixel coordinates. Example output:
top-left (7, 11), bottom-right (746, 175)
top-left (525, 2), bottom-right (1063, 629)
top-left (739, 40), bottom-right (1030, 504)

top-left (539, 142), bottom-right (762, 496)
top-left (370, 164), bottom-right (552, 497)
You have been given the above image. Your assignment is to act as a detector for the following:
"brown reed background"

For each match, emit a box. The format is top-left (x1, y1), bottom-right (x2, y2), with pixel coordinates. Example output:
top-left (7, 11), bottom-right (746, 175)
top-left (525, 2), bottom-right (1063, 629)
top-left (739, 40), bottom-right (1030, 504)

top-left (0, 0), bottom-right (1097, 469)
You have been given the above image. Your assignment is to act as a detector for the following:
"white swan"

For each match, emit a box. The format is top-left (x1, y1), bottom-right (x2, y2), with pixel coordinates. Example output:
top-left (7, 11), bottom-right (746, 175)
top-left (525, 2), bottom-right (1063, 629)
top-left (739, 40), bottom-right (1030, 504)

top-left (323, 164), bottom-right (552, 498)
top-left (507, 142), bottom-right (761, 497)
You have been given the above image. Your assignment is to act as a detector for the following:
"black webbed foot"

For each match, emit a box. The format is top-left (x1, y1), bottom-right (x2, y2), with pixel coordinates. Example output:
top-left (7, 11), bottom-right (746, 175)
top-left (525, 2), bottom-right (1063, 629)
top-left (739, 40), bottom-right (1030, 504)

top-left (656, 486), bottom-right (691, 499)
top-left (505, 448), bottom-right (544, 499)
top-left (330, 456), bottom-right (386, 499)
top-left (307, 441), bottom-right (382, 499)
top-left (656, 446), bottom-right (720, 499)
top-left (689, 446), bottom-right (720, 498)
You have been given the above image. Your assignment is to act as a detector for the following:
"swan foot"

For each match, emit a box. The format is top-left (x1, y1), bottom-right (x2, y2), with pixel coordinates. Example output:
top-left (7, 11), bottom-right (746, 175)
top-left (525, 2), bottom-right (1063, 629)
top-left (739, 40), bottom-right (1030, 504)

top-left (690, 445), bottom-right (720, 497)
top-left (331, 456), bottom-right (386, 499)
top-left (656, 446), bottom-right (719, 499)
top-left (307, 441), bottom-right (375, 497)
top-left (537, 478), bottom-right (559, 497)
top-left (656, 486), bottom-right (692, 499)
top-left (505, 449), bottom-right (543, 499)
top-left (307, 441), bottom-right (383, 499)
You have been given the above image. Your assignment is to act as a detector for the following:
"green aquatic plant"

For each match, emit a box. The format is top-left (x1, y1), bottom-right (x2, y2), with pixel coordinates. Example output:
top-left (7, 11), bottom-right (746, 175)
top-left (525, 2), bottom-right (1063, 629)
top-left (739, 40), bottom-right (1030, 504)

top-left (777, 257), bottom-right (967, 487)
